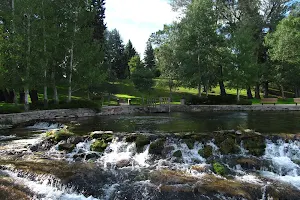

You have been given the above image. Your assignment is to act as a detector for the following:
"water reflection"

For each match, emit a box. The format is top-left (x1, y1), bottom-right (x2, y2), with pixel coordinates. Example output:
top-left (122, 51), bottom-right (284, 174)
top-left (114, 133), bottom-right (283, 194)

top-left (70, 111), bottom-right (300, 134)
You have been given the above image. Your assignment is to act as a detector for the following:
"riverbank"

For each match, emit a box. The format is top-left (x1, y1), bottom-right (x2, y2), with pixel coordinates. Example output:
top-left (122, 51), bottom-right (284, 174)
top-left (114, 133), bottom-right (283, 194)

top-left (1, 104), bottom-right (300, 125)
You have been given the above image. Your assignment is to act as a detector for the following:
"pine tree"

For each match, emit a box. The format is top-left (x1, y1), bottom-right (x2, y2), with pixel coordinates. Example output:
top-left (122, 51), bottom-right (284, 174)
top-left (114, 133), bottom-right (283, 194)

top-left (124, 40), bottom-right (137, 78)
top-left (144, 39), bottom-right (156, 71)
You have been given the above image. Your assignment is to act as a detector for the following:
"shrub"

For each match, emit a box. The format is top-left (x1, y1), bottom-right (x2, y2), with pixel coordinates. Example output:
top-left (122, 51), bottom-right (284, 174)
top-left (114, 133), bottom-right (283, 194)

top-left (237, 99), bottom-right (252, 105)
top-left (185, 95), bottom-right (237, 105)
top-left (0, 104), bottom-right (23, 114)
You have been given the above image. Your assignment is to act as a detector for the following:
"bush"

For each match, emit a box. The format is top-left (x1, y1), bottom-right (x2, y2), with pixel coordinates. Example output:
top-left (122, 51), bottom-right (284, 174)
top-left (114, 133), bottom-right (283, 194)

top-left (185, 95), bottom-right (237, 105)
top-left (237, 99), bottom-right (252, 105)
top-left (0, 104), bottom-right (23, 114)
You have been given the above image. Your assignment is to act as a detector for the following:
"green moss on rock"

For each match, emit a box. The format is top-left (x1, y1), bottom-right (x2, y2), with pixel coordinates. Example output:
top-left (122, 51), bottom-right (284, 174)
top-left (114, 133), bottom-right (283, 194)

top-left (199, 145), bottom-right (213, 158)
top-left (90, 139), bottom-right (108, 152)
top-left (243, 136), bottom-right (266, 157)
top-left (183, 139), bottom-right (194, 149)
top-left (47, 129), bottom-right (74, 142)
top-left (149, 139), bottom-right (166, 155)
top-left (173, 150), bottom-right (182, 158)
top-left (135, 135), bottom-right (150, 153)
top-left (213, 162), bottom-right (226, 176)
top-left (219, 138), bottom-right (240, 155)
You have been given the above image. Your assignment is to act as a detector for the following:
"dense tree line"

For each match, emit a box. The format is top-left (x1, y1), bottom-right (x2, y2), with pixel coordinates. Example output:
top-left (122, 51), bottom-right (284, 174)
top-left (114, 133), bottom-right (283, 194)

top-left (154, 0), bottom-right (300, 100)
top-left (0, 0), bottom-right (153, 110)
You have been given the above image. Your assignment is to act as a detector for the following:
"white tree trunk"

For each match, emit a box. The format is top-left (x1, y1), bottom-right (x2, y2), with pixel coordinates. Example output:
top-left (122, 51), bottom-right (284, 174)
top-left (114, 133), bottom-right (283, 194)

top-left (24, 87), bottom-right (29, 111)
top-left (67, 44), bottom-right (74, 103)
top-left (198, 84), bottom-right (202, 97)
top-left (52, 70), bottom-right (59, 104)
top-left (42, 0), bottom-right (48, 106)
top-left (24, 13), bottom-right (31, 111)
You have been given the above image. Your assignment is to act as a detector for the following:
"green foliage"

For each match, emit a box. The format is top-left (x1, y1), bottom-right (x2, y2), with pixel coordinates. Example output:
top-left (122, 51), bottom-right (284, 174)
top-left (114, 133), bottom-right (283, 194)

top-left (185, 95), bottom-right (237, 105)
top-left (144, 39), bottom-right (156, 71)
top-left (132, 68), bottom-right (154, 94)
top-left (29, 100), bottom-right (101, 111)
top-left (0, 104), bottom-right (23, 114)
top-left (213, 162), bottom-right (226, 176)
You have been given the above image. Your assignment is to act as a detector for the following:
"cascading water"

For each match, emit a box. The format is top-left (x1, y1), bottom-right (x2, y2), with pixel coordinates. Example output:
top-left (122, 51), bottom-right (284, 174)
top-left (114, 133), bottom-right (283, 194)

top-left (2, 119), bottom-right (300, 200)
top-left (261, 139), bottom-right (300, 189)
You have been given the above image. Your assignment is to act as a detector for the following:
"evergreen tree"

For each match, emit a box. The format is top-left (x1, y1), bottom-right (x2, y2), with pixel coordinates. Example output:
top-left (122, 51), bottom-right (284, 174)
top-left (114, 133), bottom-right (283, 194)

top-left (124, 40), bottom-right (137, 78)
top-left (144, 39), bottom-right (156, 71)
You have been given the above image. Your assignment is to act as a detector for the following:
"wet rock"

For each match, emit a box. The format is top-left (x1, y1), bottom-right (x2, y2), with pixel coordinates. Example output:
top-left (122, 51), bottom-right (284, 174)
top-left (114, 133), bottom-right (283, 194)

top-left (90, 131), bottom-right (113, 143)
top-left (135, 135), bottom-right (150, 153)
top-left (30, 138), bottom-right (55, 152)
top-left (90, 131), bottom-right (104, 139)
top-left (58, 143), bottom-right (75, 153)
top-left (191, 164), bottom-right (210, 173)
top-left (125, 134), bottom-right (137, 143)
top-left (161, 145), bottom-right (175, 156)
top-left (236, 158), bottom-right (262, 170)
top-left (183, 139), bottom-right (194, 149)
top-left (150, 169), bottom-right (198, 185)
top-left (149, 139), bottom-right (166, 155)
top-left (116, 159), bottom-right (131, 168)
top-left (67, 136), bottom-right (85, 145)
top-left (173, 150), bottom-right (182, 158)
top-left (235, 130), bottom-right (242, 135)
top-left (243, 135), bottom-right (266, 157)
top-left (85, 153), bottom-right (100, 160)
top-left (198, 145), bottom-right (213, 159)
top-left (73, 153), bottom-right (85, 161)
top-left (90, 139), bottom-right (108, 152)
top-left (0, 176), bottom-right (33, 200)
top-left (219, 137), bottom-right (240, 155)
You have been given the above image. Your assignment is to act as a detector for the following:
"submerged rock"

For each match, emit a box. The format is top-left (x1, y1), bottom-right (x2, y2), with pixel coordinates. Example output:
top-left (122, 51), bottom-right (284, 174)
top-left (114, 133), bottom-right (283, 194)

top-left (173, 150), bottom-right (182, 158)
top-left (0, 175), bottom-right (33, 200)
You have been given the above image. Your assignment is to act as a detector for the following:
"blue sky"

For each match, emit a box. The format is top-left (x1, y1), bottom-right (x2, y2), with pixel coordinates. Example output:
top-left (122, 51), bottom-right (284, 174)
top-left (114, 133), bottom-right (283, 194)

top-left (105, 0), bottom-right (178, 56)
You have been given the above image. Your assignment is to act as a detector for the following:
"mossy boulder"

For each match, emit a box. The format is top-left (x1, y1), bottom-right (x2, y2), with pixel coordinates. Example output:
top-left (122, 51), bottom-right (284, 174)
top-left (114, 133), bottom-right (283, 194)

top-left (125, 135), bottom-right (138, 143)
top-left (199, 145), bottom-right (213, 158)
top-left (219, 138), bottom-right (240, 155)
top-left (135, 135), bottom-right (151, 153)
top-left (57, 143), bottom-right (75, 153)
top-left (90, 139), bottom-right (108, 152)
top-left (243, 136), bottom-right (266, 157)
top-left (173, 150), bottom-right (182, 158)
top-left (213, 162), bottom-right (226, 176)
top-left (46, 129), bottom-right (74, 142)
top-left (183, 139), bottom-right (194, 149)
top-left (90, 131), bottom-right (113, 142)
top-left (149, 139), bottom-right (166, 155)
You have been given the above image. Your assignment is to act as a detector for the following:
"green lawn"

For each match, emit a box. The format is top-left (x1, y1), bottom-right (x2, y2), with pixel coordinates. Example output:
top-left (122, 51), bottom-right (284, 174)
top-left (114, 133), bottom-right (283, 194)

top-left (0, 79), bottom-right (298, 114)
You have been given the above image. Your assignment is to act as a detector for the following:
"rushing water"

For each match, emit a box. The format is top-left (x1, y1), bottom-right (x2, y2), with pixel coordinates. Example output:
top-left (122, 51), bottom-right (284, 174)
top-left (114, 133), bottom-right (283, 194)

top-left (1, 111), bottom-right (300, 200)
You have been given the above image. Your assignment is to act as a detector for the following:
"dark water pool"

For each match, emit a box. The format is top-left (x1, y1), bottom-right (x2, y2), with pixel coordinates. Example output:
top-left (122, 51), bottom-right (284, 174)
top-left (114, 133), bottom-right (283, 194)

top-left (71, 111), bottom-right (300, 134)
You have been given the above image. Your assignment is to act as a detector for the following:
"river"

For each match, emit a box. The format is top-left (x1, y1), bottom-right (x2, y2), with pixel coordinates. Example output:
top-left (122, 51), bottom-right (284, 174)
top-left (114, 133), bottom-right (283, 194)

top-left (1, 111), bottom-right (300, 200)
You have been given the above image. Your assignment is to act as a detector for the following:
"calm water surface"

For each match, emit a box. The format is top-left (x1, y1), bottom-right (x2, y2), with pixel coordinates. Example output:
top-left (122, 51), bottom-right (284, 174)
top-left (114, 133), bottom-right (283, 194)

top-left (71, 111), bottom-right (300, 134)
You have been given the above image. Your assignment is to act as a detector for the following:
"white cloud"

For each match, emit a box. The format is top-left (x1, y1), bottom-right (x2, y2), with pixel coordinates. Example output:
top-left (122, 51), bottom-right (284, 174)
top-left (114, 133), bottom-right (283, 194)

top-left (105, 0), bottom-right (178, 57)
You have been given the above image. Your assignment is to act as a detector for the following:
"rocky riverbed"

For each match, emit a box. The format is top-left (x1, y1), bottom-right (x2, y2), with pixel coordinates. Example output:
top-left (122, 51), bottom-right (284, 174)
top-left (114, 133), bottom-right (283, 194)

top-left (1, 119), bottom-right (300, 200)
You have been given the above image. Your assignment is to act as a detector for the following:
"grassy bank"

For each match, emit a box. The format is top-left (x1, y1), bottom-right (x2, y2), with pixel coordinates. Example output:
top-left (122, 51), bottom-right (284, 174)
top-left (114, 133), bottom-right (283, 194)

top-left (0, 79), bottom-right (297, 114)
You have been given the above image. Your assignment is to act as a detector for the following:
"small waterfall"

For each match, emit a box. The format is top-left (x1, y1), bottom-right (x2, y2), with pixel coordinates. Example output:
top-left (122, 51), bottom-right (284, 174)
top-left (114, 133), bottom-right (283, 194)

top-left (1, 169), bottom-right (99, 200)
top-left (100, 139), bottom-right (150, 169)
top-left (239, 141), bottom-right (249, 156)
top-left (27, 122), bottom-right (65, 130)
top-left (261, 139), bottom-right (300, 189)
top-left (171, 141), bottom-right (205, 164)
